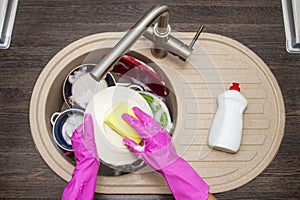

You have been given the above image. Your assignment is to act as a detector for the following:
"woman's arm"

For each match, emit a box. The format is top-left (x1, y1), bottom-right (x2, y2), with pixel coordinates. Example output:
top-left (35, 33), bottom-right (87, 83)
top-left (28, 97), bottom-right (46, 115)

top-left (123, 107), bottom-right (215, 200)
top-left (208, 193), bottom-right (218, 200)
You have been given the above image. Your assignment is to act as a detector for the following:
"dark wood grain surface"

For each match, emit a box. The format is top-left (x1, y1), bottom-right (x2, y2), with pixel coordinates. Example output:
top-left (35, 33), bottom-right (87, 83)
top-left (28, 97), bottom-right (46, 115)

top-left (0, 0), bottom-right (299, 199)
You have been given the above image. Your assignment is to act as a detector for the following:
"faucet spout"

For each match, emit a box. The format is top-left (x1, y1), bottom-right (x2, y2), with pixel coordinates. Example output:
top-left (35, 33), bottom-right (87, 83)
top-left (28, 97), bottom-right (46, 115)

top-left (90, 5), bottom-right (170, 81)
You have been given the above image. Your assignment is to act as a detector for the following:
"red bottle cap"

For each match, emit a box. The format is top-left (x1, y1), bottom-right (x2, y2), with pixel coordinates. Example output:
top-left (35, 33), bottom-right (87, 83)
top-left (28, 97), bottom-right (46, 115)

top-left (229, 82), bottom-right (240, 92)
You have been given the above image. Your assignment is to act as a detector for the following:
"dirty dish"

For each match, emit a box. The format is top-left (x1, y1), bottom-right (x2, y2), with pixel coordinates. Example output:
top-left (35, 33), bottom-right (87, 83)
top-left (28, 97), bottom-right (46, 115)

top-left (112, 55), bottom-right (169, 96)
top-left (50, 109), bottom-right (84, 151)
top-left (138, 91), bottom-right (173, 132)
top-left (85, 86), bottom-right (153, 167)
top-left (63, 63), bottom-right (116, 110)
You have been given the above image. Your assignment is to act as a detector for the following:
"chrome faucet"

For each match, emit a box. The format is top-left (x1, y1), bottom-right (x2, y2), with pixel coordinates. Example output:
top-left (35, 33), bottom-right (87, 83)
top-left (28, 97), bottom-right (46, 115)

top-left (90, 4), bottom-right (203, 81)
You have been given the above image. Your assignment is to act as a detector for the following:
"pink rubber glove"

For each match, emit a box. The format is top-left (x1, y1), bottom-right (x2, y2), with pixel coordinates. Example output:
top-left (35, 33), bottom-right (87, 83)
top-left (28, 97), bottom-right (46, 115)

top-left (61, 114), bottom-right (100, 200)
top-left (122, 107), bottom-right (210, 200)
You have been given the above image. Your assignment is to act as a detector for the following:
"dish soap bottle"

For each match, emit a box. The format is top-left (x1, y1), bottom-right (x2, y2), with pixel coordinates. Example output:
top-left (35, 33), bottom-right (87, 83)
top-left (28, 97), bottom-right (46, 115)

top-left (208, 82), bottom-right (248, 153)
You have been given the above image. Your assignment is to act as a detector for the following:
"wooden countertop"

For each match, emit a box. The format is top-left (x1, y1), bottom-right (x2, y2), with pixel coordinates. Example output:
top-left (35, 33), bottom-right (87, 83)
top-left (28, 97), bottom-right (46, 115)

top-left (0, 0), bottom-right (299, 199)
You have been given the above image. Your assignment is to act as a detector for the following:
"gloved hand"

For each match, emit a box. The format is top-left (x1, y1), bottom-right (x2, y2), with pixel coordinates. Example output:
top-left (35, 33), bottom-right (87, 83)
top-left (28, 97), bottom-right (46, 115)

top-left (61, 114), bottom-right (100, 200)
top-left (122, 107), bottom-right (210, 200)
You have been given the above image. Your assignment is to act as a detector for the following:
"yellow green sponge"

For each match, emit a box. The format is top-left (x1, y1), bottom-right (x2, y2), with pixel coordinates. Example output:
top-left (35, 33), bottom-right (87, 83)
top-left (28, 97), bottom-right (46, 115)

top-left (104, 102), bottom-right (142, 144)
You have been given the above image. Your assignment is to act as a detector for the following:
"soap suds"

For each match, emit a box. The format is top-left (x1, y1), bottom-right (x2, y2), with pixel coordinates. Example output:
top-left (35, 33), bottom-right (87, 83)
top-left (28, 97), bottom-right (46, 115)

top-left (72, 73), bottom-right (107, 108)
top-left (68, 66), bottom-right (88, 84)
top-left (133, 145), bottom-right (144, 152)
top-left (62, 114), bottom-right (83, 145)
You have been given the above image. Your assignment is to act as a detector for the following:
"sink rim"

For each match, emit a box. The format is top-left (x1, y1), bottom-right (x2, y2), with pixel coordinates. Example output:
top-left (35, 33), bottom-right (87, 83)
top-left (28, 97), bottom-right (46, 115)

top-left (30, 32), bottom-right (285, 194)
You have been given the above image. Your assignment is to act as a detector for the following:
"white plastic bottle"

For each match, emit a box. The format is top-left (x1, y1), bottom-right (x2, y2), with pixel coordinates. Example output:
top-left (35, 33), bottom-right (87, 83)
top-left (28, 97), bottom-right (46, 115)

top-left (208, 82), bottom-right (248, 153)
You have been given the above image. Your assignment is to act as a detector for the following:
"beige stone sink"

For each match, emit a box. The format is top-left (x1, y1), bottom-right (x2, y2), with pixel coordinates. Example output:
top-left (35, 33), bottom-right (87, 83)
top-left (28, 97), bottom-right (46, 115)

top-left (30, 32), bottom-right (285, 194)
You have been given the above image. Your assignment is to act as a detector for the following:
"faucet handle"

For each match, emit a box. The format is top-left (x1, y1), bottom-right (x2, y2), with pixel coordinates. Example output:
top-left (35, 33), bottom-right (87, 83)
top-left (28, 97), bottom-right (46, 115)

top-left (144, 24), bottom-right (205, 61)
top-left (188, 25), bottom-right (204, 50)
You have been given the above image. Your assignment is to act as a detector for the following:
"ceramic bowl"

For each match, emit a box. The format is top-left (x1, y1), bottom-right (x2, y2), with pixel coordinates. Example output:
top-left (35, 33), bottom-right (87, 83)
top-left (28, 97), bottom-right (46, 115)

top-left (63, 63), bottom-right (116, 110)
top-left (139, 91), bottom-right (173, 132)
top-left (50, 109), bottom-right (84, 151)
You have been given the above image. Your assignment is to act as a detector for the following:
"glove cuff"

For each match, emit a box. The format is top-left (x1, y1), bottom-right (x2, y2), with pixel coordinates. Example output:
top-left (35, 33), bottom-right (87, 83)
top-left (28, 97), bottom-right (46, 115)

top-left (62, 158), bottom-right (100, 200)
top-left (158, 157), bottom-right (210, 200)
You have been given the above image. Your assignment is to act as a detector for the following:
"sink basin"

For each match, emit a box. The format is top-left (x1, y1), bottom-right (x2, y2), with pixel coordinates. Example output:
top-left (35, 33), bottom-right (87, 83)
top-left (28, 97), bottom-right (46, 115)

top-left (30, 32), bottom-right (285, 193)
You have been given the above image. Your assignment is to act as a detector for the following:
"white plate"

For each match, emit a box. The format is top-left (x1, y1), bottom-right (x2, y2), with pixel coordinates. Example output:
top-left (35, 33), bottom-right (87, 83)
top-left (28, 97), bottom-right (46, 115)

top-left (85, 86), bottom-right (152, 166)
